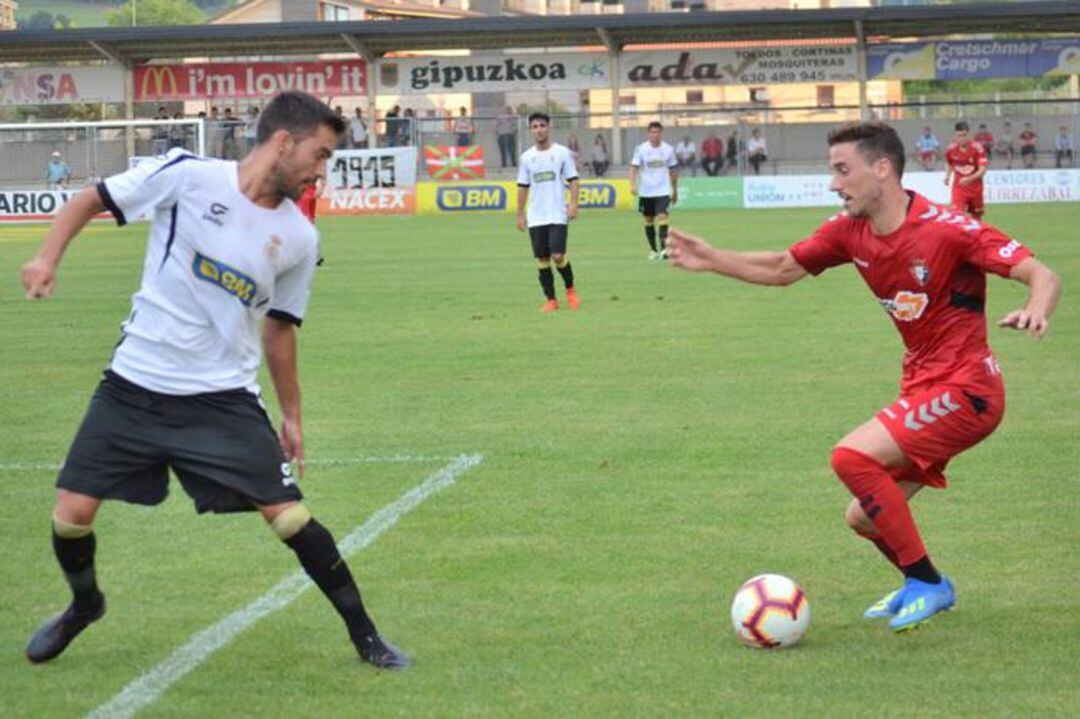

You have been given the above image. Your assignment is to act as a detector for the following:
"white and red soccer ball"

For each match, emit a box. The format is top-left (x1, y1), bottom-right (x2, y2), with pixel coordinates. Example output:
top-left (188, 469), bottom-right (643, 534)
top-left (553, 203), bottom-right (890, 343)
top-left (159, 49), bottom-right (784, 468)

top-left (730, 574), bottom-right (810, 649)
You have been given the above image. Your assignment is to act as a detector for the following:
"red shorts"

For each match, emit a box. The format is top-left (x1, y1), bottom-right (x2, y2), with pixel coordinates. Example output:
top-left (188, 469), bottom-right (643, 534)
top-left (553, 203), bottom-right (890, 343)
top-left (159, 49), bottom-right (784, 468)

top-left (875, 363), bottom-right (1005, 488)
top-left (951, 186), bottom-right (984, 216)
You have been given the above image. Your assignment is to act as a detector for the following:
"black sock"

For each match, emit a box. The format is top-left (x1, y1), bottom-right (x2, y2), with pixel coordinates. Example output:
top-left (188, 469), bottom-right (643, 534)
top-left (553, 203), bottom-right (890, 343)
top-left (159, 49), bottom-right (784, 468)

top-left (52, 530), bottom-right (103, 613)
top-left (556, 262), bottom-right (574, 289)
top-left (538, 267), bottom-right (556, 300)
top-left (658, 224), bottom-right (669, 250)
top-left (901, 555), bottom-right (942, 584)
top-left (285, 519), bottom-right (378, 644)
top-left (644, 225), bottom-right (657, 252)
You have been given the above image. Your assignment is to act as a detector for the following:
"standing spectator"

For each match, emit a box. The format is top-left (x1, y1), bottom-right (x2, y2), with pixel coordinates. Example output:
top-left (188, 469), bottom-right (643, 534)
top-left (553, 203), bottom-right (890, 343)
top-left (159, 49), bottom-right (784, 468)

top-left (590, 134), bottom-right (609, 177)
top-left (701, 131), bottom-right (723, 177)
top-left (151, 106), bottom-right (170, 156)
top-left (915, 126), bottom-right (940, 170)
top-left (1053, 126), bottom-right (1073, 168)
top-left (675, 135), bottom-right (698, 177)
top-left (495, 106), bottom-right (518, 168)
top-left (725, 130), bottom-right (740, 173)
top-left (208, 106), bottom-right (225, 158)
top-left (565, 134), bottom-right (582, 172)
top-left (383, 105), bottom-right (400, 147)
top-left (242, 107), bottom-right (259, 157)
top-left (746, 128), bottom-right (768, 175)
top-left (349, 108), bottom-right (368, 149)
top-left (221, 108), bottom-right (240, 160)
top-left (994, 121), bottom-right (1016, 169)
top-left (333, 106), bottom-right (348, 150)
top-left (46, 151), bottom-right (71, 190)
top-left (168, 112), bottom-right (187, 151)
top-left (974, 123), bottom-right (994, 154)
top-left (454, 107), bottom-right (474, 147)
top-left (1019, 123), bottom-right (1038, 168)
top-left (400, 108), bottom-right (415, 146)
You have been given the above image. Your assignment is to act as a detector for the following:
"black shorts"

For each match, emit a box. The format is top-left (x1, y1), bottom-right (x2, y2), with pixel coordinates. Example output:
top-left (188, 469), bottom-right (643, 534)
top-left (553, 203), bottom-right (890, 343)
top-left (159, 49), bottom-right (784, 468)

top-left (638, 196), bottom-right (671, 217)
top-left (1020, 145), bottom-right (1036, 156)
top-left (57, 371), bottom-right (301, 514)
top-left (528, 224), bottom-right (568, 258)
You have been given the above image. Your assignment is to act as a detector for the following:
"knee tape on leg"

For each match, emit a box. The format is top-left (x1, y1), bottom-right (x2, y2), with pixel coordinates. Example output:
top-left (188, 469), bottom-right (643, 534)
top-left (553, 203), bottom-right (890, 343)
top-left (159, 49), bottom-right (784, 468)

top-left (53, 513), bottom-right (93, 539)
top-left (554, 256), bottom-right (569, 269)
top-left (656, 213), bottom-right (669, 224)
top-left (271, 504), bottom-right (312, 540)
top-left (537, 259), bottom-right (552, 269)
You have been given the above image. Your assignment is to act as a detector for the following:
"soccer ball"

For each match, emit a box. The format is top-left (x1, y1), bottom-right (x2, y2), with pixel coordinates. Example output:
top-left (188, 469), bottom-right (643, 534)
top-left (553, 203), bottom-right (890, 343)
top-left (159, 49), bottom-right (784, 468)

top-left (730, 574), bottom-right (810, 649)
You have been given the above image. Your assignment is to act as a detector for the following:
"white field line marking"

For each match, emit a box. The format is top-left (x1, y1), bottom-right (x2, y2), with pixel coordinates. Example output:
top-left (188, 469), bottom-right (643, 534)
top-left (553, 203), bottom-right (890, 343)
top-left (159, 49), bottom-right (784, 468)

top-left (85, 453), bottom-right (484, 719)
top-left (0, 454), bottom-right (453, 473)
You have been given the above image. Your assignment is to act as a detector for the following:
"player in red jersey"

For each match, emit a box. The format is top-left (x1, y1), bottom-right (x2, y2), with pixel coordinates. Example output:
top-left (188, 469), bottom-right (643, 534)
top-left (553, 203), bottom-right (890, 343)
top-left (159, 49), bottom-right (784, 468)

top-left (944, 121), bottom-right (989, 219)
top-left (296, 178), bottom-right (321, 223)
top-left (667, 122), bottom-right (1060, 633)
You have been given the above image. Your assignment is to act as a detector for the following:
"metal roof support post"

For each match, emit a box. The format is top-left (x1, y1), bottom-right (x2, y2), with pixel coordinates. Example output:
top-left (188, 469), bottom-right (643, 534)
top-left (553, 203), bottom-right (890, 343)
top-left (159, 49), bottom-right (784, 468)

top-left (342, 33), bottom-right (378, 150)
top-left (90, 40), bottom-right (136, 158)
top-left (598, 28), bottom-right (622, 166)
top-left (854, 19), bottom-right (869, 121)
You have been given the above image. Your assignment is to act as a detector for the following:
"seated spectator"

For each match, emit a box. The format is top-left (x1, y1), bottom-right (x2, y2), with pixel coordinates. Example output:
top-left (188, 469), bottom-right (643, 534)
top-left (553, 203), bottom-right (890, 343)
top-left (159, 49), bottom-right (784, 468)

top-left (995, 121), bottom-right (1016, 169)
top-left (974, 124), bottom-right (994, 157)
top-left (1019, 123), bottom-right (1038, 168)
top-left (590, 134), bottom-right (608, 177)
top-left (567, 134), bottom-right (582, 171)
top-left (746, 128), bottom-right (768, 175)
top-left (725, 130), bottom-right (740, 173)
top-left (915, 126), bottom-right (940, 170)
top-left (46, 151), bottom-right (71, 190)
top-left (675, 135), bottom-right (697, 177)
top-left (1054, 126), bottom-right (1073, 168)
top-left (701, 131), bottom-right (723, 176)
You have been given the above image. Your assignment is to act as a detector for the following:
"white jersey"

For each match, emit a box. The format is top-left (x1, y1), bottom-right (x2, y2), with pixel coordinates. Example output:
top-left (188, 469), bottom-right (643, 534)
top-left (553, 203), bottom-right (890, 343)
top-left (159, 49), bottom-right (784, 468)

top-left (517, 143), bottom-right (579, 227)
top-left (99, 148), bottom-right (319, 395)
top-left (631, 141), bottom-right (677, 198)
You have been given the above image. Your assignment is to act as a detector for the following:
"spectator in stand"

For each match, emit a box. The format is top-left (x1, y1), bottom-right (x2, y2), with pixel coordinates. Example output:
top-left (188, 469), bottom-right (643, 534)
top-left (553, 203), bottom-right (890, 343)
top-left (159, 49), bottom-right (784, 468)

top-left (384, 105), bottom-right (401, 147)
top-left (400, 108), bottom-right (415, 146)
top-left (151, 106), bottom-right (170, 156)
top-left (208, 106), bottom-right (225, 158)
top-left (243, 107), bottom-right (259, 157)
top-left (701, 130), bottom-right (724, 177)
top-left (915, 126), bottom-right (940, 170)
top-left (725, 130), bottom-right (740, 173)
top-left (46, 151), bottom-right (71, 190)
top-left (1019, 123), bottom-right (1038, 168)
top-left (566, 134), bottom-right (582, 172)
top-left (746, 128), bottom-right (768, 175)
top-left (454, 107), bottom-right (474, 147)
top-left (974, 123), bottom-right (994, 156)
top-left (333, 106), bottom-right (348, 149)
top-left (994, 121), bottom-right (1016, 169)
top-left (221, 108), bottom-right (240, 160)
top-left (349, 108), bottom-right (368, 149)
top-left (591, 134), bottom-right (609, 178)
top-left (168, 111), bottom-right (187, 151)
top-left (1053, 126), bottom-right (1073, 168)
top-left (496, 106), bottom-right (518, 168)
top-left (675, 135), bottom-right (698, 177)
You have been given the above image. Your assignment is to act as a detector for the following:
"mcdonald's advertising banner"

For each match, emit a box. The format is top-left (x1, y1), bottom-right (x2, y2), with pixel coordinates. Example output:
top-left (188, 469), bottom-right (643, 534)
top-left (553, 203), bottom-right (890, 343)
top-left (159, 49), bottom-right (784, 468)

top-left (622, 46), bottom-right (858, 88)
top-left (0, 65), bottom-right (124, 106)
top-left (134, 60), bottom-right (367, 102)
top-left (377, 52), bottom-right (609, 94)
top-left (868, 38), bottom-right (1080, 81)
top-left (415, 179), bottom-right (633, 214)
top-left (317, 147), bottom-right (417, 216)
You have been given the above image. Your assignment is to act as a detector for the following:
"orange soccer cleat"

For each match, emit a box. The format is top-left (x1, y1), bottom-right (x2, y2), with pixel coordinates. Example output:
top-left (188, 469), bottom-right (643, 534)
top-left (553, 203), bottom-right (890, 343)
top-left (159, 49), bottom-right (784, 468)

top-left (565, 287), bottom-right (581, 310)
top-left (540, 299), bottom-right (559, 313)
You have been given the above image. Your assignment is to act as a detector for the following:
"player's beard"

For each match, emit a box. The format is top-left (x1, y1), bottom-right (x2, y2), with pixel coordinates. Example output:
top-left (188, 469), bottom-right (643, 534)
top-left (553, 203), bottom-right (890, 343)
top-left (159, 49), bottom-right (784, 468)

top-left (272, 164), bottom-right (305, 202)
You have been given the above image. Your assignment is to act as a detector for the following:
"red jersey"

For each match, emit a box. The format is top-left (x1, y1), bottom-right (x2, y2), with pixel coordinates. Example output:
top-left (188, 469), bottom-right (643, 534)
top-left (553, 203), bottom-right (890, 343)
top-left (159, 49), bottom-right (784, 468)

top-left (973, 131), bottom-right (994, 150)
top-left (945, 141), bottom-right (988, 193)
top-left (297, 184), bottom-right (318, 223)
top-left (789, 192), bottom-right (1031, 394)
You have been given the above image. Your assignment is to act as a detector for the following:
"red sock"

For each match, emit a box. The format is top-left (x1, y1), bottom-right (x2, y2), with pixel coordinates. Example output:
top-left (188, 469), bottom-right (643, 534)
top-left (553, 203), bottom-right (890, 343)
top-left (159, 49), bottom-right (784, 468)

top-left (831, 447), bottom-right (928, 567)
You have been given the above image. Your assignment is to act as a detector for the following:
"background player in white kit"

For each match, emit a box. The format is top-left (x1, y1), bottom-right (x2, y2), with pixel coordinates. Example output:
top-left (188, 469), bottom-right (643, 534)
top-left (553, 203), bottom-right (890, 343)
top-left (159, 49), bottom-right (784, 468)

top-left (19, 91), bottom-right (410, 670)
top-left (629, 121), bottom-right (678, 260)
top-left (516, 112), bottom-right (581, 312)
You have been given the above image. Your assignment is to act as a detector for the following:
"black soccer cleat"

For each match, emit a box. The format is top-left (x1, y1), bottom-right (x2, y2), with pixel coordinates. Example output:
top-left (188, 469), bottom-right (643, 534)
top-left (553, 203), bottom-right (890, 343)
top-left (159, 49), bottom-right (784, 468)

top-left (357, 634), bottom-right (412, 670)
top-left (26, 597), bottom-right (106, 664)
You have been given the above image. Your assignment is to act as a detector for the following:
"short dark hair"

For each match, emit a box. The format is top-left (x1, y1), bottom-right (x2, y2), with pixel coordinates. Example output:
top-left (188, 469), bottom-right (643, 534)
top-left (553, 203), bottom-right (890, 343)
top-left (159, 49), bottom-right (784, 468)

top-left (256, 91), bottom-right (344, 145)
top-left (648, 121), bottom-right (663, 131)
top-left (528, 112), bottom-right (550, 125)
top-left (827, 121), bottom-right (906, 178)
top-left (955, 121), bottom-right (969, 132)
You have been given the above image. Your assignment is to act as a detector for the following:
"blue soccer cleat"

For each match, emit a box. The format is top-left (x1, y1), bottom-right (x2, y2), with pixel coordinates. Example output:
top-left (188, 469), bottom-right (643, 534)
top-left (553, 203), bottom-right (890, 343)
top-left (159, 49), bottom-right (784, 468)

top-left (889, 575), bottom-right (956, 633)
top-left (863, 588), bottom-right (904, 620)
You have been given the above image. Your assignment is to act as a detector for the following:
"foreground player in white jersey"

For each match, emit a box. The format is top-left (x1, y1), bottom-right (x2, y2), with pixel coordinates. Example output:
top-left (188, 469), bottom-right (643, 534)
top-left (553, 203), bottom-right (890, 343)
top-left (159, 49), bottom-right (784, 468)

top-left (629, 121), bottom-right (678, 260)
top-left (20, 91), bottom-right (410, 670)
top-left (516, 112), bottom-right (580, 312)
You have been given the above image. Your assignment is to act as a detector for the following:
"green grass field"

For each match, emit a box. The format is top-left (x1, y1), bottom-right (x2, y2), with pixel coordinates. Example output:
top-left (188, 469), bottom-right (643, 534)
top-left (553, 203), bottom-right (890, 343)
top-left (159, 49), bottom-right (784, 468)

top-left (1, 205), bottom-right (1077, 717)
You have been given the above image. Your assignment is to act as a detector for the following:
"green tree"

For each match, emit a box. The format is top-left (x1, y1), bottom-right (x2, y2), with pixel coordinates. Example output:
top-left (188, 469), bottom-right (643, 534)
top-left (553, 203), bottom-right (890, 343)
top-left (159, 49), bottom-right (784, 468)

top-left (106, 0), bottom-right (203, 27)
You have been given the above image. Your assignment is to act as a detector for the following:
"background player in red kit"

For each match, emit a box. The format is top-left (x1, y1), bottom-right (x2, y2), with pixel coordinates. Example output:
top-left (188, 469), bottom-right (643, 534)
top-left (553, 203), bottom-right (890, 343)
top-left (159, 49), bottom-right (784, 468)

top-left (297, 178), bottom-right (321, 223)
top-left (945, 121), bottom-right (989, 219)
top-left (667, 122), bottom-right (1060, 632)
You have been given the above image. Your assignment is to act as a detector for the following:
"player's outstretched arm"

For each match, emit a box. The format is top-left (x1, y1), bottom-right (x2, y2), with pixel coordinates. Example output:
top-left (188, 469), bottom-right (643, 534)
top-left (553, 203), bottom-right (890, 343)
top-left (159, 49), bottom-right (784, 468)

top-left (21, 186), bottom-right (105, 299)
top-left (998, 257), bottom-right (1061, 340)
top-left (263, 317), bottom-right (306, 476)
top-left (667, 228), bottom-right (808, 286)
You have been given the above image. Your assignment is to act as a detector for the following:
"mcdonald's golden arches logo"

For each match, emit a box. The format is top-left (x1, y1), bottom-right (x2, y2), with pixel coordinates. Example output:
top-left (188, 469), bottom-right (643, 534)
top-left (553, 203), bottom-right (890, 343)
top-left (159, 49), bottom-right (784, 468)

top-left (138, 65), bottom-right (179, 99)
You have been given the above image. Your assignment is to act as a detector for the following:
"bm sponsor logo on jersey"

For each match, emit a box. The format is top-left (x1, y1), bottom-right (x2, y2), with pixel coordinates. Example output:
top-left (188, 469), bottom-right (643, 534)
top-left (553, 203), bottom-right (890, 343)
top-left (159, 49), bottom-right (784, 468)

top-left (436, 185), bottom-right (507, 211)
top-left (576, 182), bottom-right (617, 209)
top-left (192, 252), bottom-right (257, 306)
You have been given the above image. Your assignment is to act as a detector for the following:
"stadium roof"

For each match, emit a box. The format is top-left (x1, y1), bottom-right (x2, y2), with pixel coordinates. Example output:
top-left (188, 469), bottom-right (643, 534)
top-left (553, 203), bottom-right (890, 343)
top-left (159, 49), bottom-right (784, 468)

top-left (2, 1), bottom-right (1080, 65)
